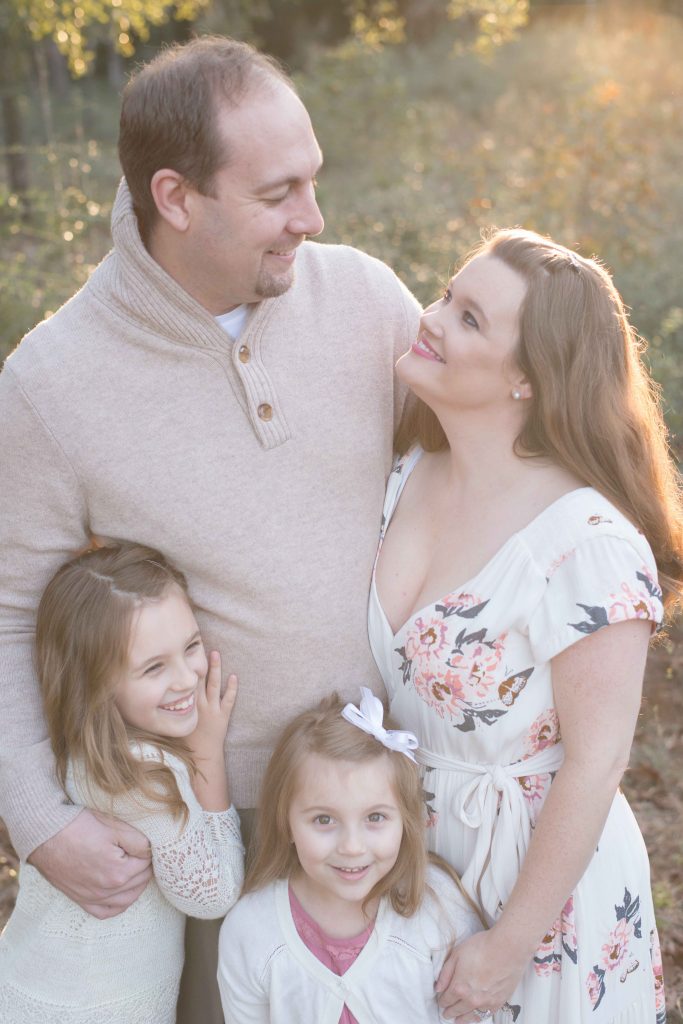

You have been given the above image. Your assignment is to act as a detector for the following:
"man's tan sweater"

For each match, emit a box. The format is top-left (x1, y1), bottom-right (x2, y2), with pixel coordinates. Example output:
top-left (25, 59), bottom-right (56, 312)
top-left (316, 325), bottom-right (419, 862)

top-left (0, 182), bottom-right (420, 858)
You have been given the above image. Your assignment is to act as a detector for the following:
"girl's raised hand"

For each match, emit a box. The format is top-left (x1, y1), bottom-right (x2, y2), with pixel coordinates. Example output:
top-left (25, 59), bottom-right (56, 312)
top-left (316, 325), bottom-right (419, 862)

top-left (189, 651), bottom-right (238, 759)
top-left (186, 651), bottom-right (237, 811)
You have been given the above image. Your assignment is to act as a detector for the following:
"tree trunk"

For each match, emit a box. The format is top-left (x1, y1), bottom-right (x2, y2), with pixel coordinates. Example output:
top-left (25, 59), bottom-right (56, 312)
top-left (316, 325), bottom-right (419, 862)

top-left (0, 30), bottom-right (31, 219)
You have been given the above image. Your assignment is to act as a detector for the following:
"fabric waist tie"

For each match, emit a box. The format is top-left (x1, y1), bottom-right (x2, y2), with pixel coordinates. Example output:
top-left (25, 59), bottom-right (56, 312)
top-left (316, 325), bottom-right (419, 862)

top-left (417, 742), bottom-right (565, 923)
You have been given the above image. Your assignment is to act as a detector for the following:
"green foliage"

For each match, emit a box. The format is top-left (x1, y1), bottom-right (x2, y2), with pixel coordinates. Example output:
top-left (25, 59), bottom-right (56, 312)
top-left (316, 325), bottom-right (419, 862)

top-left (8, 0), bottom-right (210, 75)
top-left (300, 11), bottom-right (683, 437)
top-left (448, 0), bottom-right (529, 55)
top-left (2, 7), bottom-right (682, 442)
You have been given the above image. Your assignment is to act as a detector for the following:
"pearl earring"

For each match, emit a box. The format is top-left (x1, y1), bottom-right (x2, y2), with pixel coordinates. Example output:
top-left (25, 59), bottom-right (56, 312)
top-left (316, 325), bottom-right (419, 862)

top-left (511, 388), bottom-right (522, 400)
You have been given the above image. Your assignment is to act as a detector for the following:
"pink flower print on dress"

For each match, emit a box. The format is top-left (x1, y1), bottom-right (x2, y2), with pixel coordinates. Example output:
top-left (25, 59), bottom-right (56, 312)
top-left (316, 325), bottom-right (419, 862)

top-left (435, 592), bottom-right (489, 619)
top-left (587, 967), bottom-right (606, 1009)
top-left (405, 617), bottom-right (449, 661)
top-left (650, 928), bottom-right (666, 1023)
top-left (601, 918), bottom-right (633, 973)
top-left (533, 896), bottom-right (577, 977)
top-left (610, 569), bottom-right (663, 622)
top-left (446, 634), bottom-right (506, 701)
top-left (533, 923), bottom-right (562, 977)
top-left (517, 774), bottom-right (548, 819)
top-left (523, 709), bottom-right (561, 757)
top-left (546, 547), bottom-right (576, 580)
top-left (412, 668), bottom-right (466, 723)
top-left (561, 896), bottom-right (578, 963)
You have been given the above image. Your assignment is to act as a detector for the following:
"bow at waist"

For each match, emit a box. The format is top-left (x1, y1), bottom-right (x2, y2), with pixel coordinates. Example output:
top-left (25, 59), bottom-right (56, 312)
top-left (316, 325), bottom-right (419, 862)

top-left (417, 742), bottom-right (565, 923)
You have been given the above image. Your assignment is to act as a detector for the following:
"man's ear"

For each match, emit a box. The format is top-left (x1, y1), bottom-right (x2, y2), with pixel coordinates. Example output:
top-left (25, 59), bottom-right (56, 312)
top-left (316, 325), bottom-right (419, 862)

top-left (150, 169), bottom-right (192, 232)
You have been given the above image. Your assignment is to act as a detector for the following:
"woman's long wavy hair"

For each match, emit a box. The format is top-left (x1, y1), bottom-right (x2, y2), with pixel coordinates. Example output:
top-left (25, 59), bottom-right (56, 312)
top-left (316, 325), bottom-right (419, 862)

top-left (395, 228), bottom-right (683, 610)
top-left (244, 693), bottom-right (428, 918)
top-left (36, 542), bottom-right (197, 821)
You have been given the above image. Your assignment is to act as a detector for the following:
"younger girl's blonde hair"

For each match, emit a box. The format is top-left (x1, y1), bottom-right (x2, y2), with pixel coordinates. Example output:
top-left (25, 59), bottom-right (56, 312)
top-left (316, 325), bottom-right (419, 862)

top-left (36, 542), bottom-right (197, 821)
top-left (245, 693), bottom-right (428, 918)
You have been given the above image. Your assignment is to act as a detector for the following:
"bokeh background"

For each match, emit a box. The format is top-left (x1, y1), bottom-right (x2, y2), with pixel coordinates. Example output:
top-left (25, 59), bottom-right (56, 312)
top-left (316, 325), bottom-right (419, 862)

top-left (1, 0), bottom-right (682, 1017)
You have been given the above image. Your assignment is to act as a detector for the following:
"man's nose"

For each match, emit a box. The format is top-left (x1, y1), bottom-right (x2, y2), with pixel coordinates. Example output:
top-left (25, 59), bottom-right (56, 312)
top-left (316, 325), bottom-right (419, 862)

top-left (289, 184), bottom-right (324, 238)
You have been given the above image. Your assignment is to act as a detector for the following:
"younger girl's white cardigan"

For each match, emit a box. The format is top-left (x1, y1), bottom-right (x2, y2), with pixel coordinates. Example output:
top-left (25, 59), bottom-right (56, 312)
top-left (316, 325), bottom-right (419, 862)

top-left (218, 864), bottom-right (482, 1024)
top-left (0, 745), bottom-right (244, 1024)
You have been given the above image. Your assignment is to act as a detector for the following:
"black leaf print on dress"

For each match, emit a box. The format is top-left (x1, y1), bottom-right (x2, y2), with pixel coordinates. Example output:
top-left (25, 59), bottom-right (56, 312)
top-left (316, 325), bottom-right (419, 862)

top-left (435, 599), bottom-right (490, 620)
top-left (455, 707), bottom-right (508, 732)
top-left (395, 646), bottom-right (411, 685)
top-left (449, 626), bottom-right (497, 659)
top-left (616, 887), bottom-right (642, 940)
top-left (569, 603), bottom-right (609, 634)
top-left (636, 571), bottom-right (662, 602)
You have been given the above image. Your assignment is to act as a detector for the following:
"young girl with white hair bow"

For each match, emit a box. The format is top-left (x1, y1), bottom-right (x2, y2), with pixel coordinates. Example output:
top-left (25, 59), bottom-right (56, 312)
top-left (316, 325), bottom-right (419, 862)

top-left (218, 688), bottom-right (485, 1024)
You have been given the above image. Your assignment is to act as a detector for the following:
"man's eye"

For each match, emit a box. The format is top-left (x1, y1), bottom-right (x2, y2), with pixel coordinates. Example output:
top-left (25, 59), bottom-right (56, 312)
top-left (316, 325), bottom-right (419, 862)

top-left (463, 310), bottom-right (479, 329)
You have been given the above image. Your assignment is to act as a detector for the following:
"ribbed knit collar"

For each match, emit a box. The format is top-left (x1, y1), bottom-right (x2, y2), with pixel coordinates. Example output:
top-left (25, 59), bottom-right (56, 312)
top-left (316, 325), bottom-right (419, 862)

top-left (88, 178), bottom-right (274, 351)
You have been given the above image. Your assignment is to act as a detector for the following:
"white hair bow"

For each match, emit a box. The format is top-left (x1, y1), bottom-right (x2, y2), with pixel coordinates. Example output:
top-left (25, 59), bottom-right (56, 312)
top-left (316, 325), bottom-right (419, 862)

top-left (341, 687), bottom-right (419, 763)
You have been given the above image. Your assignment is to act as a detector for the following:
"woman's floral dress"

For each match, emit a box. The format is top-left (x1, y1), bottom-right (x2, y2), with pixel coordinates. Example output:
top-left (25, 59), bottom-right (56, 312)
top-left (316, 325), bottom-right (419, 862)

top-left (368, 448), bottom-right (666, 1024)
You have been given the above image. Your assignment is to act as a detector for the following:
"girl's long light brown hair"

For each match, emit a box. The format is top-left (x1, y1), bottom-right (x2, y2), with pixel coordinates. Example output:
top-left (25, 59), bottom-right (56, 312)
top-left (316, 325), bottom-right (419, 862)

top-left (395, 228), bottom-right (683, 610)
top-left (244, 693), bottom-right (428, 918)
top-left (36, 542), bottom-right (198, 821)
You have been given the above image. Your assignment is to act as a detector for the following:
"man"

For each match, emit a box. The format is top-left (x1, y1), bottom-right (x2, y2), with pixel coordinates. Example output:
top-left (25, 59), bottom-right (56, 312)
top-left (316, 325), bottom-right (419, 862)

top-left (0, 36), bottom-right (420, 1020)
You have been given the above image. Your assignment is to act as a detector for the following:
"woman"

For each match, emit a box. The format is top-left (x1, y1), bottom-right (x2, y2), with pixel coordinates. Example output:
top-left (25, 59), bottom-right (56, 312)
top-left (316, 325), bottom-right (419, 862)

top-left (369, 229), bottom-right (682, 1024)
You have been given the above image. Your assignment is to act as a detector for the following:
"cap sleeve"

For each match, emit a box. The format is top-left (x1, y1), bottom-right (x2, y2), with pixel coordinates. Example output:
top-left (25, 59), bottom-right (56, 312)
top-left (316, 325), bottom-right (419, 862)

top-left (528, 534), bottom-right (663, 664)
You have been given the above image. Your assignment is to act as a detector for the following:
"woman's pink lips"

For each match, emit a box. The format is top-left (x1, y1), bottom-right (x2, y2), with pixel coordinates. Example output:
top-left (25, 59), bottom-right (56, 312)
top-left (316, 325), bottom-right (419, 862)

top-left (412, 335), bottom-right (445, 362)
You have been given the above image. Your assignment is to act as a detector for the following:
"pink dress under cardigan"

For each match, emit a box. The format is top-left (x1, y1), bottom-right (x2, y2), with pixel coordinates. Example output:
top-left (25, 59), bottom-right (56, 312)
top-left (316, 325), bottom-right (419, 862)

top-left (289, 888), bottom-right (374, 1024)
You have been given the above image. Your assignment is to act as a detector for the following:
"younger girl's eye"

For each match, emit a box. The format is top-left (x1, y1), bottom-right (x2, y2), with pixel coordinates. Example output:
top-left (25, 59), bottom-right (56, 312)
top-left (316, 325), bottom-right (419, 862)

top-left (368, 812), bottom-right (386, 823)
top-left (463, 310), bottom-right (479, 329)
top-left (186, 639), bottom-right (201, 652)
top-left (143, 661), bottom-right (163, 675)
top-left (314, 814), bottom-right (332, 826)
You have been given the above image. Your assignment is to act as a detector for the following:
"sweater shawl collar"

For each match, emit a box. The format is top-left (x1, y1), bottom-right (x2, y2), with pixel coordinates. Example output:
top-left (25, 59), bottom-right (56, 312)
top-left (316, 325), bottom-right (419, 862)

top-left (89, 178), bottom-right (274, 350)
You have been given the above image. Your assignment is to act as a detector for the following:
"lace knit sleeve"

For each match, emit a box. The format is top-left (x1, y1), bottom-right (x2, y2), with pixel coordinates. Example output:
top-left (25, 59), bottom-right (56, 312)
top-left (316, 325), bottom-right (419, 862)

top-left (67, 747), bottom-right (245, 919)
top-left (152, 804), bottom-right (244, 919)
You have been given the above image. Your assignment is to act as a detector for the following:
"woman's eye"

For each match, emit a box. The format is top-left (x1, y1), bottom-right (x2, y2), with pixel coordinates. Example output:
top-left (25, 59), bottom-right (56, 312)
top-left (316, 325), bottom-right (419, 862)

top-left (186, 640), bottom-right (201, 652)
top-left (314, 814), bottom-right (332, 826)
top-left (463, 310), bottom-right (479, 329)
top-left (143, 662), bottom-right (163, 675)
top-left (368, 812), bottom-right (386, 823)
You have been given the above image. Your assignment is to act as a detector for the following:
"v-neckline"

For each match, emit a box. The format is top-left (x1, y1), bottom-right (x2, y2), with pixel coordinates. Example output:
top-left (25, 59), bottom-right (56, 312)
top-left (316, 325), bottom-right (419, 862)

top-left (373, 449), bottom-right (592, 640)
top-left (276, 879), bottom-right (382, 989)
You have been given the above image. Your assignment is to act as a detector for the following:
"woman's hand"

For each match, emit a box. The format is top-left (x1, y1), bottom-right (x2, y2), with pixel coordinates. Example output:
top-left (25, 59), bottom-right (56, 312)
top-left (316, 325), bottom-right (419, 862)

top-left (436, 927), bottom-right (529, 1022)
top-left (186, 651), bottom-right (237, 811)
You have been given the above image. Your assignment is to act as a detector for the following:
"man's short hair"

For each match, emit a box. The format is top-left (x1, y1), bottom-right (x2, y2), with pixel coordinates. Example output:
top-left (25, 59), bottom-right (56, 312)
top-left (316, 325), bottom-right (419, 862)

top-left (118, 36), bottom-right (292, 241)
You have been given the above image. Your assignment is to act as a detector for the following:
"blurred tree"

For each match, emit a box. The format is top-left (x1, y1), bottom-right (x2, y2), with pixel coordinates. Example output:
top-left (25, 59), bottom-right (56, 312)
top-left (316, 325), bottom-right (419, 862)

top-left (348, 0), bottom-right (530, 49)
top-left (0, 0), bottom-right (210, 208)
